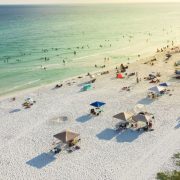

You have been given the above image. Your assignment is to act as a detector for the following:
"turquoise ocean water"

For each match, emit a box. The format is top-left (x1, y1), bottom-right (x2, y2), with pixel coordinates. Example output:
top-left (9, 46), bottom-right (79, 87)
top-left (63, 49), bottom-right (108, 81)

top-left (0, 3), bottom-right (180, 96)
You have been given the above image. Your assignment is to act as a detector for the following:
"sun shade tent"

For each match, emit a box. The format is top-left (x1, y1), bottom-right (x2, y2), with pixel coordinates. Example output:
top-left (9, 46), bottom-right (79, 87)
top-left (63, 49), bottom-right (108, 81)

top-left (159, 82), bottom-right (170, 87)
top-left (90, 101), bottom-right (106, 108)
top-left (132, 114), bottom-right (151, 123)
top-left (148, 86), bottom-right (165, 94)
top-left (83, 84), bottom-right (92, 91)
top-left (113, 112), bottom-right (134, 121)
top-left (117, 73), bottom-right (123, 79)
top-left (53, 130), bottom-right (80, 143)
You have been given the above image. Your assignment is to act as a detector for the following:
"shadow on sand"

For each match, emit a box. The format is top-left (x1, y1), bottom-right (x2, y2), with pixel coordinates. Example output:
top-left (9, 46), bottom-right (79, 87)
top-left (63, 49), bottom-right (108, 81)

top-left (9, 109), bottom-right (21, 113)
top-left (137, 98), bottom-right (153, 105)
top-left (175, 117), bottom-right (180, 129)
top-left (96, 128), bottom-right (118, 140)
top-left (76, 114), bottom-right (93, 123)
top-left (77, 82), bottom-right (88, 87)
top-left (26, 153), bottom-right (56, 169)
top-left (116, 129), bottom-right (143, 143)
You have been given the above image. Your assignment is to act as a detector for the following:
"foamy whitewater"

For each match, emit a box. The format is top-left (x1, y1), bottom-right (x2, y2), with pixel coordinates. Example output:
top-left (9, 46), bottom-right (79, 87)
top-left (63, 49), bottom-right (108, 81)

top-left (0, 3), bottom-right (180, 95)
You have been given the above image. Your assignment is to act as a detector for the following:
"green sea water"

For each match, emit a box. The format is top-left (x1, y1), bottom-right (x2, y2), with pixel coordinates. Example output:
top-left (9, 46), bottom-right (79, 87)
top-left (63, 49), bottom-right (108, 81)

top-left (0, 3), bottom-right (180, 96)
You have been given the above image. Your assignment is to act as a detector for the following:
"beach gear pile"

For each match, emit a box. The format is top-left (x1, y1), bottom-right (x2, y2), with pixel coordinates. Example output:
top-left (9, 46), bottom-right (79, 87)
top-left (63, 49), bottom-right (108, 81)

top-left (147, 82), bottom-right (171, 99)
top-left (22, 97), bottom-right (36, 109)
top-left (174, 61), bottom-right (180, 79)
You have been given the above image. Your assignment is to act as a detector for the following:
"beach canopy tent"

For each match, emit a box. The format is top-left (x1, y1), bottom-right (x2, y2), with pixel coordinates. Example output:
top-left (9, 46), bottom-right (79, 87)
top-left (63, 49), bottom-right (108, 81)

top-left (159, 82), bottom-right (170, 87)
top-left (133, 104), bottom-right (147, 114)
top-left (132, 114), bottom-right (151, 123)
top-left (148, 86), bottom-right (165, 94)
top-left (54, 130), bottom-right (80, 143)
top-left (83, 84), bottom-right (92, 91)
top-left (117, 73), bottom-right (123, 79)
top-left (113, 112), bottom-right (134, 121)
top-left (90, 101), bottom-right (106, 108)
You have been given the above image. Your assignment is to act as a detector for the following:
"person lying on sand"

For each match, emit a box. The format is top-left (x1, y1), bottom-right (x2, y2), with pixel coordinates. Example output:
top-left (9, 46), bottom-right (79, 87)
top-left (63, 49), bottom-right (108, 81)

top-left (55, 84), bottom-right (63, 88)
top-left (149, 78), bottom-right (160, 83)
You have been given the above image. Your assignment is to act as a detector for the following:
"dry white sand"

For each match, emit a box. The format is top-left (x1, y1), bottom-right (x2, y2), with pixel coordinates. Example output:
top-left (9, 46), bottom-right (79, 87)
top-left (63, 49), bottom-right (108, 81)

top-left (0, 49), bottom-right (180, 180)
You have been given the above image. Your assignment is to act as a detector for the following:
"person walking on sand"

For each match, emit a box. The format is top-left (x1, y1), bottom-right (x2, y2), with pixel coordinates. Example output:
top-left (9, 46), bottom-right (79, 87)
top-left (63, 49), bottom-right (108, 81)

top-left (63, 59), bottom-right (66, 65)
top-left (136, 77), bottom-right (139, 84)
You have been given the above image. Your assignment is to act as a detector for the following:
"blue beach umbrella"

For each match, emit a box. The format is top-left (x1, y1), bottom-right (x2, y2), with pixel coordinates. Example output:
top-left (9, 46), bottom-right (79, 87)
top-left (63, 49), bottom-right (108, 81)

top-left (159, 82), bottom-right (170, 87)
top-left (90, 101), bottom-right (106, 108)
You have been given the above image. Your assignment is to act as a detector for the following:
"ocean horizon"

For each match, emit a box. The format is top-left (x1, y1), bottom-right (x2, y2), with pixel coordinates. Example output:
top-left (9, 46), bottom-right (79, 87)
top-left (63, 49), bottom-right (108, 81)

top-left (0, 3), bottom-right (180, 96)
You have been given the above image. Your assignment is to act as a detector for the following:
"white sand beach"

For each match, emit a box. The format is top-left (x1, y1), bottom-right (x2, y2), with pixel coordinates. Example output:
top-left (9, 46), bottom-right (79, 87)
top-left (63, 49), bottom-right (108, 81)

top-left (0, 47), bottom-right (180, 180)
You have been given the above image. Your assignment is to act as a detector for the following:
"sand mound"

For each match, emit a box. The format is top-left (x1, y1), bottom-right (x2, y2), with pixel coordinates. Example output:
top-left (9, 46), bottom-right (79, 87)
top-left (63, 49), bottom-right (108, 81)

top-left (48, 112), bottom-right (73, 125)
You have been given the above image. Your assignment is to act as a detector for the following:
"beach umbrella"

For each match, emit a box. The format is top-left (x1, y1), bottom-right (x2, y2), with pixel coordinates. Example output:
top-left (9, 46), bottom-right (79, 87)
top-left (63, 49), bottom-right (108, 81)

top-left (132, 114), bottom-right (151, 123)
top-left (159, 82), bottom-right (170, 87)
top-left (90, 101), bottom-right (106, 108)
top-left (113, 112), bottom-right (134, 121)
top-left (148, 86), bottom-right (165, 94)
top-left (54, 130), bottom-right (80, 143)
top-left (83, 84), bottom-right (92, 91)
top-left (25, 97), bottom-right (34, 104)
top-left (117, 73), bottom-right (123, 79)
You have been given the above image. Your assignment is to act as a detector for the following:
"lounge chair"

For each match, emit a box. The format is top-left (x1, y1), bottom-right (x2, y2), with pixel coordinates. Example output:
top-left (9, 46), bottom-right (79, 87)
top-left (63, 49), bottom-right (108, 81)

top-left (54, 147), bottom-right (61, 154)
top-left (75, 145), bottom-right (80, 150)
top-left (90, 108), bottom-right (96, 115)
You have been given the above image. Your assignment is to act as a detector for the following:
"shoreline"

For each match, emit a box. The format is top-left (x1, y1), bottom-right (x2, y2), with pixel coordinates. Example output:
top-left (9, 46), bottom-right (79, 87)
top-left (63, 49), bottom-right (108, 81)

top-left (0, 51), bottom-right (155, 101)
top-left (0, 41), bottom-right (178, 101)
top-left (0, 42), bottom-right (165, 101)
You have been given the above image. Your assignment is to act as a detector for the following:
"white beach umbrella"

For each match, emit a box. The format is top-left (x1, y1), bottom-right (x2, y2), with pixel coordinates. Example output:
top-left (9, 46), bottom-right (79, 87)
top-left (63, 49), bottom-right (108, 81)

top-left (25, 97), bottom-right (34, 104)
top-left (148, 86), bottom-right (165, 94)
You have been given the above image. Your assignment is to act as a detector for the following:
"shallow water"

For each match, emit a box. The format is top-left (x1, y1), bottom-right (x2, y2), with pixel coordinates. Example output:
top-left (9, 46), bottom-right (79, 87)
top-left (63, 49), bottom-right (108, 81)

top-left (0, 3), bottom-right (180, 95)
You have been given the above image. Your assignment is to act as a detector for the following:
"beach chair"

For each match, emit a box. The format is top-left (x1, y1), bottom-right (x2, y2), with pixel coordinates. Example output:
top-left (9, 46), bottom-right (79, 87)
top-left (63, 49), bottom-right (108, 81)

top-left (90, 108), bottom-right (96, 115)
top-left (115, 121), bottom-right (129, 131)
top-left (90, 108), bottom-right (102, 116)
top-left (55, 84), bottom-right (63, 88)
